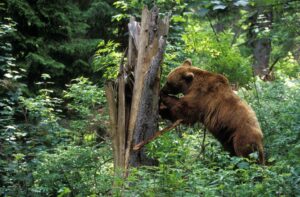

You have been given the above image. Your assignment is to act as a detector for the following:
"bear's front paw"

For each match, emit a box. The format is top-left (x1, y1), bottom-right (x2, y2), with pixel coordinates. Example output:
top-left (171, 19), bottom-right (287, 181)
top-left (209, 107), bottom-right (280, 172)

top-left (160, 94), bottom-right (179, 107)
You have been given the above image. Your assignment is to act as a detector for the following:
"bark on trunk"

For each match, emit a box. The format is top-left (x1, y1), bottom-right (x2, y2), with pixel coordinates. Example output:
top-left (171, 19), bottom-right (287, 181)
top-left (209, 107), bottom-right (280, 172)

top-left (249, 8), bottom-right (273, 76)
top-left (105, 6), bottom-right (170, 176)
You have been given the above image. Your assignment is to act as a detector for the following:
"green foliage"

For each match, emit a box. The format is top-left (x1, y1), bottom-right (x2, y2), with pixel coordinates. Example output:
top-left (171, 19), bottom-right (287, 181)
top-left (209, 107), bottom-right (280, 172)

top-left (275, 52), bottom-right (300, 78)
top-left (20, 89), bottom-right (62, 127)
top-left (0, 17), bottom-right (16, 70)
top-left (0, 15), bottom-right (31, 197)
top-left (182, 19), bottom-right (252, 86)
top-left (63, 77), bottom-right (107, 144)
top-left (239, 77), bottom-right (300, 164)
top-left (0, 85), bottom-right (65, 196)
top-left (1, 75), bottom-right (109, 196)
top-left (64, 77), bottom-right (106, 116)
top-left (0, 16), bottom-right (19, 128)
top-left (32, 145), bottom-right (113, 196)
top-left (92, 40), bottom-right (122, 79)
top-left (1, 73), bottom-right (69, 195)
top-left (3, 0), bottom-right (119, 89)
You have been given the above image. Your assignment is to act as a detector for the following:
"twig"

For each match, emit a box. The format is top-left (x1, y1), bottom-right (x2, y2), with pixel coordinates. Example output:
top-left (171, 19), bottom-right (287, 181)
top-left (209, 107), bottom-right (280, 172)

top-left (207, 15), bottom-right (220, 43)
top-left (268, 56), bottom-right (281, 74)
top-left (133, 119), bottom-right (183, 151)
top-left (201, 128), bottom-right (207, 155)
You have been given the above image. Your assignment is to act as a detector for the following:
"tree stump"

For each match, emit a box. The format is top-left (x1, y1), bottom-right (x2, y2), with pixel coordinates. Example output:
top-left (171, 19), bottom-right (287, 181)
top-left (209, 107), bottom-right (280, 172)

top-left (105, 6), bottom-right (170, 176)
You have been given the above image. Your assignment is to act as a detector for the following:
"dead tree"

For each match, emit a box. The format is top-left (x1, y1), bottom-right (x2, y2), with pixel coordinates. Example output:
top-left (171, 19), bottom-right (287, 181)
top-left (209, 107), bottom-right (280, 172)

top-left (105, 6), bottom-right (170, 175)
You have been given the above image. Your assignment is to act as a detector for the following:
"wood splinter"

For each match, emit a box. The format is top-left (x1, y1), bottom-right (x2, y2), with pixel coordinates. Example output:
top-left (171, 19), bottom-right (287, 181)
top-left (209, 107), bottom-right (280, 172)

top-left (133, 119), bottom-right (183, 151)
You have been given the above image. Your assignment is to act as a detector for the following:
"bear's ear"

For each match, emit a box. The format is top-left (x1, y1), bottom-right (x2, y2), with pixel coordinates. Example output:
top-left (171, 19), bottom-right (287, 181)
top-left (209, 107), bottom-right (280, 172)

top-left (183, 72), bottom-right (194, 82)
top-left (181, 59), bottom-right (192, 67)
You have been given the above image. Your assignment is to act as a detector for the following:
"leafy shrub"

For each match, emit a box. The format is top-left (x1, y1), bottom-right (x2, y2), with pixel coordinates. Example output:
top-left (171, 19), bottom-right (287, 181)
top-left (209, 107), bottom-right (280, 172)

top-left (1, 74), bottom-right (109, 196)
top-left (182, 19), bottom-right (252, 86)
top-left (0, 74), bottom-right (67, 196)
top-left (239, 77), bottom-right (300, 165)
top-left (92, 40), bottom-right (122, 80)
top-left (0, 17), bottom-right (36, 196)
top-left (32, 145), bottom-right (113, 196)
top-left (64, 77), bottom-right (106, 116)
top-left (63, 77), bottom-right (108, 144)
top-left (275, 52), bottom-right (300, 78)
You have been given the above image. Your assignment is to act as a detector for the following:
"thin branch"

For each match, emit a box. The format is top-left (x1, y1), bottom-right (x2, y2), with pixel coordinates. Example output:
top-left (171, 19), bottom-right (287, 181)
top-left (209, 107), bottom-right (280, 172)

top-left (207, 15), bottom-right (220, 43)
top-left (133, 119), bottom-right (183, 151)
top-left (262, 56), bottom-right (281, 81)
top-left (201, 128), bottom-right (207, 155)
top-left (268, 56), bottom-right (281, 73)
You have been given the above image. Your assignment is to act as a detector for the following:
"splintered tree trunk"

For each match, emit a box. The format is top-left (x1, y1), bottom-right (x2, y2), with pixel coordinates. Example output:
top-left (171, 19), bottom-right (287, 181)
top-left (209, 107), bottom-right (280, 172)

top-left (105, 6), bottom-right (170, 176)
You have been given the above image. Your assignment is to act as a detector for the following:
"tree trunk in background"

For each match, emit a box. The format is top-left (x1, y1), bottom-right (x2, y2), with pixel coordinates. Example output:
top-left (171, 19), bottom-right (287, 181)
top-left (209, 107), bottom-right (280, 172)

top-left (249, 8), bottom-right (273, 76)
top-left (293, 46), bottom-right (300, 65)
top-left (105, 6), bottom-right (170, 176)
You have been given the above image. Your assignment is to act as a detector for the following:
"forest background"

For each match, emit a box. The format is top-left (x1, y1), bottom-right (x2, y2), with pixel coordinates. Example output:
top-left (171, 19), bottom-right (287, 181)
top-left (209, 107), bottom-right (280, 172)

top-left (0, 0), bottom-right (299, 196)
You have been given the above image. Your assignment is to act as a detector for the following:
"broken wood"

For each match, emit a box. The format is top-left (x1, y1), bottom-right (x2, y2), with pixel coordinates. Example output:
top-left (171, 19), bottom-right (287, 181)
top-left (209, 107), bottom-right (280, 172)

top-left (125, 6), bottom-right (170, 168)
top-left (104, 82), bottom-right (118, 168)
top-left (117, 64), bottom-right (126, 168)
top-left (104, 6), bottom-right (170, 175)
top-left (133, 119), bottom-right (183, 151)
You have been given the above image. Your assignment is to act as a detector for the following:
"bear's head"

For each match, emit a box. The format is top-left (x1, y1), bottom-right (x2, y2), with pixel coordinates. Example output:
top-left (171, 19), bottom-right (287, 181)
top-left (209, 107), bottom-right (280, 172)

top-left (161, 59), bottom-right (194, 95)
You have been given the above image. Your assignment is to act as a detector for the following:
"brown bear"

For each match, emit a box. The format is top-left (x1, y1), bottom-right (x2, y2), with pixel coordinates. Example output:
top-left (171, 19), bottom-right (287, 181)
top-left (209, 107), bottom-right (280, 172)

top-left (160, 59), bottom-right (265, 164)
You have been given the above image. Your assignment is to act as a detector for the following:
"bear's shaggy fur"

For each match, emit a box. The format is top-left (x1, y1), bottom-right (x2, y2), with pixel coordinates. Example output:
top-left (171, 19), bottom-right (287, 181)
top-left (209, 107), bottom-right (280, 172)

top-left (160, 60), bottom-right (265, 164)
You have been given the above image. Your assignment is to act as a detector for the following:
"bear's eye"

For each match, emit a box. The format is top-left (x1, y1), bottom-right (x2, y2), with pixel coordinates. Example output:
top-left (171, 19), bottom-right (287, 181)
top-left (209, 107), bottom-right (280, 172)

top-left (182, 72), bottom-right (194, 83)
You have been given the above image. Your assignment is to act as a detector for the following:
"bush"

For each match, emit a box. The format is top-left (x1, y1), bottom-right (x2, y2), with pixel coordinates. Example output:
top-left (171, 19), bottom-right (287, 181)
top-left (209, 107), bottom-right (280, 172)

top-left (32, 145), bottom-right (113, 196)
top-left (182, 20), bottom-right (252, 86)
top-left (239, 77), bottom-right (300, 165)
top-left (0, 75), bottom-right (110, 196)
top-left (63, 77), bottom-right (108, 145)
